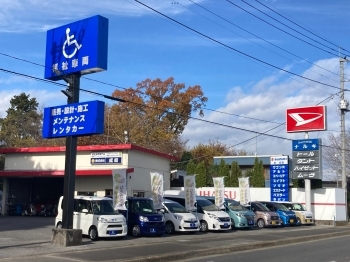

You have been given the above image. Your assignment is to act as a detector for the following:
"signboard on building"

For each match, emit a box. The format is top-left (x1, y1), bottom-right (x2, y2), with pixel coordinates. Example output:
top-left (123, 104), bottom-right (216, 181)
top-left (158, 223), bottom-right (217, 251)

top-left (90, 152), bottom-right (122, 165)
top-left (270, 156), bottom-right (289, 201)
top-left (286, 105), bottom-right (326, 133)
top-left (292, 139), bottom-right (322, 179)
top-left (42, 100), bottom-right (105, 138)
top-left (44, 15), bottom-right (108, 80)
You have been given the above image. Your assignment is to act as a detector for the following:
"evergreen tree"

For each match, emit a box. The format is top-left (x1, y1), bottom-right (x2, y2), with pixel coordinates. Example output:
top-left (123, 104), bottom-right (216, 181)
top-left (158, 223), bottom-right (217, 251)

top-left (251, 158), bottom-right (265, 187)
top-left (195, 162), bottom-right (207, 187)
top-left (218, 158), bottom-right (230, 177)
top-left (226, 161), bottom-right (242, 187)
top-left (186, 159), bottom-right (196, 175)
top-left (207, 163), bottom-right (219, 186)
top-left (0, 93), bottom-right (42, 147)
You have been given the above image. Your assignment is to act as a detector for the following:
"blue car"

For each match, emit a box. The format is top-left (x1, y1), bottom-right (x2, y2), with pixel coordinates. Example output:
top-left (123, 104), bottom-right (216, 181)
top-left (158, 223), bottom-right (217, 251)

top-left (259, 201), bottom-right (297, 226)
top-left (118, 197), bottom-right (165, 237)
top-left (204, 196), bottom-right (256, 229)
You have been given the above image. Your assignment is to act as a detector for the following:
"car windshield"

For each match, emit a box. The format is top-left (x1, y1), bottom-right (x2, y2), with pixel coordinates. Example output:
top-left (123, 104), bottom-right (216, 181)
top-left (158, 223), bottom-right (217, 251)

top-left (164, 202), bottom-right (189, 213)
top-left (252, 203), bottom-right (270, 211)
top-left (91, 200), bottom-right (119, 215)
top-left (292, 203), bottom-right (307, 211)
top-left (226, 200), bottom-right (248, 211)
top-left (274, 203), bottom-right (289, 211)
top-left (197, 199), bottom-right (220, 211)
top-left (133, 199), bottom-right (158, 214)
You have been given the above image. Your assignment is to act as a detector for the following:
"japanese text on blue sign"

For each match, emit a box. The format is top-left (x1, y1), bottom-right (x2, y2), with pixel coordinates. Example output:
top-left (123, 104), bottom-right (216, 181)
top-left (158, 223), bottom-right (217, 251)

top-left (270, 156), bottom-right (289, 201)
top-left (42, 100), bottom-right (105, 138)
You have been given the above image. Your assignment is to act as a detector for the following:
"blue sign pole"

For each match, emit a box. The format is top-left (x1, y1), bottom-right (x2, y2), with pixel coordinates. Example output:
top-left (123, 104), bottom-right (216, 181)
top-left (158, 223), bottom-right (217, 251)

top-left (62, 75), bottom-right (80, 230)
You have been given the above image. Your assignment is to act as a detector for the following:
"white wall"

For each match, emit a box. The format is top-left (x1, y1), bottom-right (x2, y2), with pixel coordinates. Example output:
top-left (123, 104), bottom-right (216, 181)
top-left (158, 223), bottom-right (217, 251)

top-left (172, 186), bottom-right (346, 222)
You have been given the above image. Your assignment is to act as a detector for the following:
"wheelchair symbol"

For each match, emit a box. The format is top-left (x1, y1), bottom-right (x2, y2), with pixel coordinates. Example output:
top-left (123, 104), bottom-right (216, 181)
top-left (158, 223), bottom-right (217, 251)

top-left (62, 28), bottom-right (82, 59)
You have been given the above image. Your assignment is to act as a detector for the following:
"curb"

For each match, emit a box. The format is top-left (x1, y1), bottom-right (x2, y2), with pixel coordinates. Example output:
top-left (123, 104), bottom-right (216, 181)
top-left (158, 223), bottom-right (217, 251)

top-left (123, 230), bottom-right (350, 262)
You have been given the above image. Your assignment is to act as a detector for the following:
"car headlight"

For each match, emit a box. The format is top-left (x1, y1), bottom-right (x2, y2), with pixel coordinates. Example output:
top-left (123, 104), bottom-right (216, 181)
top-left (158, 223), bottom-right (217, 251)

top-left (173, 215), bottom-right (183, 220)
top-left (235, 213), bottom-right (245, 218)
top-left (97, 217), bottom-right (108, 223)
top-left (122, 216), bottom-right (126, 222)
top-left (264, 213), bottom-right (270, 218)
top-left (207, 213), bottom-right (220, 221)
top-left (161, 216), bottom-right (164, 222)
top-left (139, 216), bottom-right (149, 222)
top-left (281, 212), bottom-right (287, 216)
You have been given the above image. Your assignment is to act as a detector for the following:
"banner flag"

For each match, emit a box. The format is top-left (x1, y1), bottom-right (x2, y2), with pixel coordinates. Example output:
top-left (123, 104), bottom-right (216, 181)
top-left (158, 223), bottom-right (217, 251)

top-left (213, 177), bottom-right (225, 209)
top-left (112, 169), bottom-right (127, 210)
top-left (239, 177), bottom-right (250, 205)
top-left (184, 175), bottom-right (196, 211)
top-left (150, 172), bottom-right (164, 209)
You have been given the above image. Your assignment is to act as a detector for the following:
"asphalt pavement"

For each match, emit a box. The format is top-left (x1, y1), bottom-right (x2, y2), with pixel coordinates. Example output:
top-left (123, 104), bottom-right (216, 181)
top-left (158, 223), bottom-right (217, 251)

top-left (0, 216), bottom-right (350, 262)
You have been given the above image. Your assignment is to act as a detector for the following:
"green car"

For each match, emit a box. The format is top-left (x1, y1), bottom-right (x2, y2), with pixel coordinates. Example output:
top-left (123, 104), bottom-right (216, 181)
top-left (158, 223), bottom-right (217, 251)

top-left (204, 196), bottom-right (256, 229)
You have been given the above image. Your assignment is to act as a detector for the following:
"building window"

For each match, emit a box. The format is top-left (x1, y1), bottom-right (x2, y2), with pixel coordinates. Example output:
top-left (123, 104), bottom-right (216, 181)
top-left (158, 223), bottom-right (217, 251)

top-left (105, 189), bottom-right (112, 196)
top-left (77, 191), bottom-right (95, 196)
top-left (133, 191), bottom-right (145, 197)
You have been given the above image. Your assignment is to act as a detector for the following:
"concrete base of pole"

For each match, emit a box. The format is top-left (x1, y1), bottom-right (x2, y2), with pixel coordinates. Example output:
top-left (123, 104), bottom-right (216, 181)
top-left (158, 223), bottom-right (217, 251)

top-left (51, 229), bottom-right (82, 247)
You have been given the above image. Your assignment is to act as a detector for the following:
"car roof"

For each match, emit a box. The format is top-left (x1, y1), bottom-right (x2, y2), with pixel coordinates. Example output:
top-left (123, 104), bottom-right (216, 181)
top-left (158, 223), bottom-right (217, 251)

top-left (74, 196), bottom-right (111, 201)
top-left (163, 199), bottom-right (179, 204)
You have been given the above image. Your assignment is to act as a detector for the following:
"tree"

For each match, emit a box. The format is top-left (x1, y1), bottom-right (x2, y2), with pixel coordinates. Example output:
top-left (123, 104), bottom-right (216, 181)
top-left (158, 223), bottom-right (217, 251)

top-left (81, 77), bottom-right (207, 155)
top-left (322, 131), bottom-right (349, 182)
top-left (0, 93), bottom-right (42, 147)
top-left (250, 158), bottom-right (265, 187)
top-left (195, 162), bottom-right (207, 187)
top-left (218, 158), bottom-right (230, 177)
top-left (189, 139), bottom-right (248, 169)
top-left (207, 163), bottom-right (219, 187)
top-left (226, 161), bottom-right (242, 187)
top-left (186, 159), bottom-right (196, 175)
top-left (172, 151), bottom-right (193, 171)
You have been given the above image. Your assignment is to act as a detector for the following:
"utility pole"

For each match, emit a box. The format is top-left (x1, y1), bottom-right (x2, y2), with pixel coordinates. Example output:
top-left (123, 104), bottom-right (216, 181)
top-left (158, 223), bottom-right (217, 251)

top-left (339, 57), bottom-right (349, 222)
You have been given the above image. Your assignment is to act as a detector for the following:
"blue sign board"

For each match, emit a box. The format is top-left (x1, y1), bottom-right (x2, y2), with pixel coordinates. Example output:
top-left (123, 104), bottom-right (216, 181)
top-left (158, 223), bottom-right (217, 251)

top-left (270, 156), bottom-right (289, 201)
top-left (42, 100), bottom-right (105, 138)
top-left (292, 139), bottom-right (319, 151)
top-left (44, 15), bottom-right (108, 80)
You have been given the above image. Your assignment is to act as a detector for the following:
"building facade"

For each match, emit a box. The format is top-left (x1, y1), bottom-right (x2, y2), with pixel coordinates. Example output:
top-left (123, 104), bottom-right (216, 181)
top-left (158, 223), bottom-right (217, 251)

top-left (0, 144), bottom-right (177, 215)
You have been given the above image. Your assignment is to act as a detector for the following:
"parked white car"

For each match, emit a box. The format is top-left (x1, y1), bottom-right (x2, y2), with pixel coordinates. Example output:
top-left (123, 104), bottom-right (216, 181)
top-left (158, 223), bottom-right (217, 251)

top-left (55, 196), bottom-right (127, 240)
top-left (164, 191), bottom-right (231, 232)
top-left (160, 199), bottom-right (199, 234)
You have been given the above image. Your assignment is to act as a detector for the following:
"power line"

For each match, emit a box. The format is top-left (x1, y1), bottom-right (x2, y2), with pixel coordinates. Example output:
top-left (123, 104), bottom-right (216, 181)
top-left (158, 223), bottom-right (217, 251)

top-left (187, 0), bottom-right (341, 80)
top-left (134, 0), bottom-right (346, 91)
top-left (225, 0), bottom-right (339, 58)
top-left (239, 0), bottom-right (349, 57)
top-left (254, 0), bottom-right (350, 55)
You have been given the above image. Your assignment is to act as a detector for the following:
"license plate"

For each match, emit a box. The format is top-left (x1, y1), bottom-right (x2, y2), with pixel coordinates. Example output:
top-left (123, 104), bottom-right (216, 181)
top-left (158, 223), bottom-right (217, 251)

top-left (290, 219), bottom-right (294, 223)
top-left (190, 223), bottom-right (196, 227)
top-left (109, 230), bottom-right (117, 235)
top-left (248, 220), bottom-right (253, 225)
top-left (271, 221), bottom-right (276, 225)
top-left (306, 219), bottom-right (311, 223)
top-left (150, 228), bottom-right (156, 233)
top-left (224, 223), bottom-right (228, 227)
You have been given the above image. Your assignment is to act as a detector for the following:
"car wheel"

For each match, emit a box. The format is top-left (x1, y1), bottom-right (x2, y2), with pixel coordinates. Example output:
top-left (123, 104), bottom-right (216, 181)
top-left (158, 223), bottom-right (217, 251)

top-left (165, 221), bottom-right (175, 234)
top-left (200, 220), bottom-right (208, 232)
top-left (297, 218), bottom-right (301, 226)
top-left (132, 225), bottom-right (141, 237)
top-left (56, 222), bottom-right (62, 229)
top-left (89, 226), bottom-right (98, 241)
top-left (230, 219), bottom-right (235, 229)
top-left (257, 219), bottom-right (265, 229)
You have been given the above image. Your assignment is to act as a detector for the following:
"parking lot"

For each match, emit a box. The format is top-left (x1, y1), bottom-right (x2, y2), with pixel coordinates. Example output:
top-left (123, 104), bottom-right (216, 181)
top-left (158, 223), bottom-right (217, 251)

top-left (1, 216), bottom-right (350, 262)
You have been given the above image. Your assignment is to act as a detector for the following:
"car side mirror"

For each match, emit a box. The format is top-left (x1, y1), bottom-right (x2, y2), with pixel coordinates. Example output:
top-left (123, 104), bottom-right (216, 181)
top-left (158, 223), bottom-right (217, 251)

top-left (158, 208), bottom-right (165, 214)
top-left (82, 208), bottom-right (89, 213)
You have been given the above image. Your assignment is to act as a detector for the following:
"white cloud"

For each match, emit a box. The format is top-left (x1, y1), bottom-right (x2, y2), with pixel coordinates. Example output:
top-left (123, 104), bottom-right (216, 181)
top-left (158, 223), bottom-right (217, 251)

top-left (0, 0), bottom-right (208, 33)
top-left (183, 57), bottom-right (345, 156)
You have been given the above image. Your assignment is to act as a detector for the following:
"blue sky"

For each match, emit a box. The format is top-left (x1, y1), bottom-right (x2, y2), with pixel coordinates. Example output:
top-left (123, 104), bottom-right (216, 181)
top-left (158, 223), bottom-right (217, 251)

top-left (0, 0), bottom-right (350, 163)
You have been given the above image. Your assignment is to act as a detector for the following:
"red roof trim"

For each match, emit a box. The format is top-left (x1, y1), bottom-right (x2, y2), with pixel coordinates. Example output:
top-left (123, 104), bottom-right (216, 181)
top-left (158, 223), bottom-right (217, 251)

top-left (0, 144), bottom-right (179, 161)
top-left (0, 168), bottom-right (134, 177)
